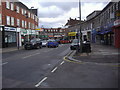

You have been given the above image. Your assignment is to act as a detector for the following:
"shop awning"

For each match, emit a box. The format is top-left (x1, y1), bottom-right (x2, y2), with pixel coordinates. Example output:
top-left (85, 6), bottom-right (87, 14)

top-left (68, 32), bottom-right (77, 36)
top-left (97, 29), bottom-right (112, 35)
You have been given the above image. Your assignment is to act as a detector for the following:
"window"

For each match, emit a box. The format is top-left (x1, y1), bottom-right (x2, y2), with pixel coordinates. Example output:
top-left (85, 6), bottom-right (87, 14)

top-left (21, 9), bottom-right (24, 15)
top-left (33, 15), bottom-right (34, 19)
top-left (29, 22), bottom-right (31, 28)
top-left (0, 14), bottom-right (2, 25)
top-left (25, 21), bottom-right (27, 28)
top-left (6, 1), bottom-right (10, 9)
top-left (17, 19), bottom-right (20, 26)
top-left (6, 16), bottom-right (10, 25)
top-left (16, 6), bottom-right (19, 13)
top-left (0, 0), bottom-right (1, 6)
top-left (11, 17), bottom-right (14, 26)
top-left (24, 10), bottom-right (26, 15)
top-left (31, 14), bottom-right (32, 18)
top-left (28, 12), bottom-right (30, 18)
top-left (22, 20), bottom-right (24, 27)
top-left (11, 3), bottom-right (14, 11)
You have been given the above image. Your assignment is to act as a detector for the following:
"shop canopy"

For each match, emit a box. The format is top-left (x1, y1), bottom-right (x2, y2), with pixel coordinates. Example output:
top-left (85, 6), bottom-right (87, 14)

top-left (68, 32), bottom-right (77, 36)
top-left (97, 29), bottom-right (112, 35)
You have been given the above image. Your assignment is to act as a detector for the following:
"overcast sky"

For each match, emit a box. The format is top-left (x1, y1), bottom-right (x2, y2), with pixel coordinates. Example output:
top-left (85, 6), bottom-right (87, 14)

top-left (19, 0), bottom-right (110, 28)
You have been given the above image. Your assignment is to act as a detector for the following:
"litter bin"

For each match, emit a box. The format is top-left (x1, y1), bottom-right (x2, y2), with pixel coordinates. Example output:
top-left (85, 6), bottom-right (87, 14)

top-left (82, 41), bottom-right (91, 53)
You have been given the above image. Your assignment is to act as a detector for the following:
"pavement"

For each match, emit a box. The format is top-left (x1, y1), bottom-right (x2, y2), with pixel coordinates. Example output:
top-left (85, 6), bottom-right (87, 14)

top-left (66, 43), bottom-right (120, 64)
top-left (1, 46), bottom-right (24, 53)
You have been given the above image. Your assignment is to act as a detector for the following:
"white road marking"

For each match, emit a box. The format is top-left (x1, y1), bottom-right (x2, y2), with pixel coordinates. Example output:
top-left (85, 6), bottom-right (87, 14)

top-left (51, 67), bottom-right (58, 73)
top-left (35, 77), bottom-right (48, 87)
top-left (22, 53), bottom-right (40, 59)
top-left (60, 61), bottom-right (65, 65)
top-left (1, 62), bottom-right (8, 65)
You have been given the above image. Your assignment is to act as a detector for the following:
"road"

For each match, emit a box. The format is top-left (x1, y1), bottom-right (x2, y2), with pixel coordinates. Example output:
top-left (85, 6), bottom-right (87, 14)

top-left (2, 44), bottom-right (118, 88)
top-left (2, 44), bottom-right (70, 88)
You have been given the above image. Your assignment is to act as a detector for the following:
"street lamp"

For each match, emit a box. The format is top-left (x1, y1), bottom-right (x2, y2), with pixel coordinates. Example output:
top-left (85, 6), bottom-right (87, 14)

top-left (77, 0), bottom-right (82, 53)
top-left (30, 6), bottom-right (34, 40)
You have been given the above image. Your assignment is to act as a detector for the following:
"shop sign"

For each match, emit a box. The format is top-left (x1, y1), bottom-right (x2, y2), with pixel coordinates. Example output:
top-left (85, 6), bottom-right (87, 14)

top-left (68, 32), bottom-right (77, 36)
top-left (82, 31), bottom-right (87, 35)
top-left (21, 29), bottom-right (27, 34)
top-left (5, 27), bottom-right (16, 31)
top-left (114, 19), bottom-right (120, 26)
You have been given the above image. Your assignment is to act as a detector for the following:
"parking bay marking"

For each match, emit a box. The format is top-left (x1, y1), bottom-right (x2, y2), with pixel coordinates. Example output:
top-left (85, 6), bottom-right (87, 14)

top-left (35, 77), bottom-right (48, 87)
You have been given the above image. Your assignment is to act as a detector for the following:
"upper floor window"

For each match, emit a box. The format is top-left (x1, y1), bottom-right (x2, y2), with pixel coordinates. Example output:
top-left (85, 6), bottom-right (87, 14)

top-left (16, 6), bottom-right (19, 13)
top-left (6, 1), bottom-right (10, 9)
top-left (22, 20), bottom-right (24, 27)
top-left (28, 12), bottom-right (30, 18)
top-left (6, 16), bottom-right (10, 25)
top-left (0, 14), bottom-right (2, 25)
top-left (29, 22), bottom-right (31, 28)
top-left (0, 0), bottom-right (1, 6)
top-left (21, 9), bottom-right (24, 15)
top-left (10, 3), bottom-right (14, 11)
top-left (24, 10), bottom-right (26, 15)
top-left (11, 17), bottom-right (14, 26)
top-left (25, 21), bottom-right (27, 28)
top-left (17, 19), bottom-right (20, 26)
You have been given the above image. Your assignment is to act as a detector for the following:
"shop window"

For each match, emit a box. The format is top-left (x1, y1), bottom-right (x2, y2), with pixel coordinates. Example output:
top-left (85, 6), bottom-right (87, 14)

top-left (5, 32), bottom-right (16, 43)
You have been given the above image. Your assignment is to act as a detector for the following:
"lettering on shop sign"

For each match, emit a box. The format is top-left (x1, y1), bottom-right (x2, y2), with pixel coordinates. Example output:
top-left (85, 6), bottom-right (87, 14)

top-left (5, 27), bottom-right (16, 31)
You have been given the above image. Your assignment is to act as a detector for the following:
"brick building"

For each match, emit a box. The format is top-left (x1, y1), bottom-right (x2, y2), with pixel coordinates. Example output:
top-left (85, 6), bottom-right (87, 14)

top-left (65, 18), bottom-right (84, 40)
top-left (0, 0), bottom-right (39, 48)
top-left (39, 28), bottom-right (68, 40)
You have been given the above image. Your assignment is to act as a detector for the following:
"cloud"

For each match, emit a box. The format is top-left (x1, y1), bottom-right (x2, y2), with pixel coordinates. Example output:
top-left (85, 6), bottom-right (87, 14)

top-left (19, 0), bottom-right (109, 28)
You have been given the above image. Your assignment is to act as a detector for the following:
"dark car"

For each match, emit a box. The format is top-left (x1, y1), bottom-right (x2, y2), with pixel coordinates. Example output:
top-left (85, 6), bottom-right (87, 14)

top-left (70, 39), bottom-right (80, 50)
top-left (47, 39), bottom-right (59, 48)
top-left (24, 38), bottom-right (42, 50)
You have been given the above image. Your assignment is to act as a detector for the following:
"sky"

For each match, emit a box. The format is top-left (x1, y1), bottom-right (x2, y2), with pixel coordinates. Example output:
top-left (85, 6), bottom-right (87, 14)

top-left (19, 0), bottom-right (111, 28)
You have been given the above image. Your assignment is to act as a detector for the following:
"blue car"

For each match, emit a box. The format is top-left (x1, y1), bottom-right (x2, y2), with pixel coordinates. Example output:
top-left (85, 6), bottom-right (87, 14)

top-left (47, 39), bottom-right (59, 48)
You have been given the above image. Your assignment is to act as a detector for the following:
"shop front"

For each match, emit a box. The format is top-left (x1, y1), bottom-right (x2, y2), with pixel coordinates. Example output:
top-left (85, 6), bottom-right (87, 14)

top-left (68, 32), bottom-right (77, 39)
top-left (4, 26), bottom-right (17, 47)
top-left (113, 19), bottom-right (120, 48)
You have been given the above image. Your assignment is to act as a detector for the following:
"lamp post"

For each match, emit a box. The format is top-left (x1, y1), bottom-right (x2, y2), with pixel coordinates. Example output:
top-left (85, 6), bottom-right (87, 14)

top-left (30, 7), bottom-right (34, 40)
top-left (77, 0), bottom-right (82, 53)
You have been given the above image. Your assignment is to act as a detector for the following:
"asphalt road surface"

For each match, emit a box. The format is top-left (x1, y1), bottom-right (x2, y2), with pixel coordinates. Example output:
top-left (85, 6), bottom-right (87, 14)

top-left (2, 44), bottom-right (118, 88)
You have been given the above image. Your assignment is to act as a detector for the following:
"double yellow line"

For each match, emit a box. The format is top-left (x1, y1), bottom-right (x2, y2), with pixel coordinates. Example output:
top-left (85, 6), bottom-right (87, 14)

top-left (63, 56), bottom-right (83, 64)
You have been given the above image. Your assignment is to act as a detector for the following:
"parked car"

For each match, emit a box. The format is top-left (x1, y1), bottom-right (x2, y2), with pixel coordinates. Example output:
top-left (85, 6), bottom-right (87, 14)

top-left (70, 39), bottom-right (80, 50)
top-left (47, 39), bottom-right (59, 48)
top-left (60, 39), bottom-right (70, 44)
top-left (24, 38), bottom-right (42, 50)
top-left (41, 40), bottom-right (48, 47)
